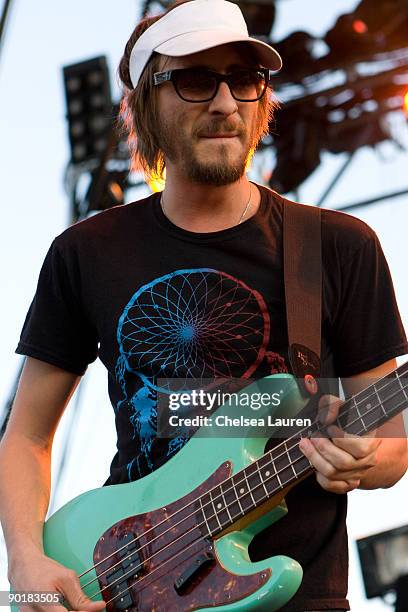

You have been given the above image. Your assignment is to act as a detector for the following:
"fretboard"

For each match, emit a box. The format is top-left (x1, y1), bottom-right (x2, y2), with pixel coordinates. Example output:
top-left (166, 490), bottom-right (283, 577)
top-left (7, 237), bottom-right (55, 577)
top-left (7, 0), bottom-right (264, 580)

top-left (198, 361), bottom-right (408, 537)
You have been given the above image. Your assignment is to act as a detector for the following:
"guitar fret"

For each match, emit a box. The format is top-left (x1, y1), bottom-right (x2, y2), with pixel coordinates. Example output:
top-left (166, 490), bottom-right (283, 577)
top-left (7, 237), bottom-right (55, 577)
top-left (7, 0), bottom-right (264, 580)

top-left (396, 371), bottom-right (408, 400)
top-left (275, 464), bottom-right (282, 488)
top-left (199, 497), bottom-right (211, 536)
top-left (210, 490), bottom-right (223, 531)
top-left (263, 457), bottom-right (283, 491)
top-left (246, 463), bottom-right (267, 505)
top-left (364, 399), bottom-right (383, 429)
top-left (373, 385), bottom-right (387, 418)
top-left (377, 377), bottom-right (407, 419)
top-left (354, 397), bottom-right (367, 433)
top-left (271, 449), bottom-right (292, 486)
top-left (285, 441), bottom-right (297, 478)
top-left (258, 454), bottom-right (279, 496)
top-left (391, 397), bottom-right (408, 417)
top-left (243, 471), bottom-right (256, 507)
top-left (259, 466), bottom-right (269, 497)
top-left (235, 477), bottom-right (253, 514)
top-left (288, 439), bottom-right (307, 478)
top-left (231, 481), bottom-right (245, 516)
top-left (219, 483), bottom-right (233, 523)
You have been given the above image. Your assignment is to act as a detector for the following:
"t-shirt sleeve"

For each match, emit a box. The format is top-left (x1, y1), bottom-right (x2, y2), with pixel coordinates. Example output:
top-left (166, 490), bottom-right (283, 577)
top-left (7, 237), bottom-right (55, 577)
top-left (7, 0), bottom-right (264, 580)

top-left (331, 228), bottom-right (408, 377)
top-left (16, 238), bottom-right (99, 375)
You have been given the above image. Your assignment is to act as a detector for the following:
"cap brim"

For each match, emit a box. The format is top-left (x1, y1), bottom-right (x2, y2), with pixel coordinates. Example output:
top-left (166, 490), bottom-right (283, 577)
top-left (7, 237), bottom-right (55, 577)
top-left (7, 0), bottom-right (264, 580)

top-left (155, 30), bottom-right (282, 71)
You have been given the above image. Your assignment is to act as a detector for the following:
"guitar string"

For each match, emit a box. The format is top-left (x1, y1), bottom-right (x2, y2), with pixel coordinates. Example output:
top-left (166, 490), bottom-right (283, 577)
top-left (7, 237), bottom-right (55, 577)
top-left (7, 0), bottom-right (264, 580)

top-left (88, 391), bottom-right (408, 609)
top-left (79, 360), bottom-right (407, 584)
top-left (94, 389), bottom-right (408, 609)
top-left (81, 366), bottom-right (406, 588)
top-left (83, 387), bottom-right (408, 605)
top-left (76, 368), bottom-right (408, 604)
top-left (77, 369), bottom-right (408, 598)
top-left (102, 379), bottom-right (404, 612)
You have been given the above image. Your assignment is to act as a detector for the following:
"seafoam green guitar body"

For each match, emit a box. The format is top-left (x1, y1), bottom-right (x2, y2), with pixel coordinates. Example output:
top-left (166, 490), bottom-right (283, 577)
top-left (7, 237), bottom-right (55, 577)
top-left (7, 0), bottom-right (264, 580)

top-left (14, 374), bottom-right (310, 611)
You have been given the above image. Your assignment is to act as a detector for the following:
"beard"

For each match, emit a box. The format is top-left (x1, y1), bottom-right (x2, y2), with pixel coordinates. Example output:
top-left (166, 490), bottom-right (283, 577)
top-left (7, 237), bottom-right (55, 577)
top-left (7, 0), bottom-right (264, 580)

top-left (155, 103), bottom-right (270, 187)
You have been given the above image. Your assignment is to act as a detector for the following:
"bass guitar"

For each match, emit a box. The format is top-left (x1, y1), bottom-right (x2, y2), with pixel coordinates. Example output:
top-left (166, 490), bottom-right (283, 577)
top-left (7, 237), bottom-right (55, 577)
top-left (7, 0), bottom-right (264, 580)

top-left (13, 365), bottom-right (408, 611)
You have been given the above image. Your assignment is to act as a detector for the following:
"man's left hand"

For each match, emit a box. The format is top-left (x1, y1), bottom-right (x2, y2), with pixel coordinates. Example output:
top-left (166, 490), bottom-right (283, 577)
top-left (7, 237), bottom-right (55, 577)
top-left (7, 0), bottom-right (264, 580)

top-left (298, 395), bottom-right (381, 494)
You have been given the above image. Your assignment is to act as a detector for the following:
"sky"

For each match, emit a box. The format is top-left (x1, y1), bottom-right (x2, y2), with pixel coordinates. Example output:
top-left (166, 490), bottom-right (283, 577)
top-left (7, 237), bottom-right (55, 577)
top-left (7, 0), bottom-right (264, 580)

top-left (1, 0), bottom-right (408, 610)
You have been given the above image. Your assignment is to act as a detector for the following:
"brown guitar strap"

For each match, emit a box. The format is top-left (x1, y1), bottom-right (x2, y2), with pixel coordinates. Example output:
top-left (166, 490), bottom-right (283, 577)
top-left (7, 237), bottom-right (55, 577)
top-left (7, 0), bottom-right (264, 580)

top-left (283, 197), bottom-right (322, 380)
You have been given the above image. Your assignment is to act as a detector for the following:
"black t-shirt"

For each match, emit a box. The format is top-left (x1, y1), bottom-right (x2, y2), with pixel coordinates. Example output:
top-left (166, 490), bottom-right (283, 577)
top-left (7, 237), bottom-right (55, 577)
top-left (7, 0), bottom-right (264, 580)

top-left (16, 184), bottom-right (408, 611)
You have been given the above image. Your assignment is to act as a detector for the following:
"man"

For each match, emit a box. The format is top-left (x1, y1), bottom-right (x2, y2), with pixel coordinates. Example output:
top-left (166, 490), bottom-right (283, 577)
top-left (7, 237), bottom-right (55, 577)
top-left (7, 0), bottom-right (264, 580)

top-left (0, 1), bottom-right (407, 611)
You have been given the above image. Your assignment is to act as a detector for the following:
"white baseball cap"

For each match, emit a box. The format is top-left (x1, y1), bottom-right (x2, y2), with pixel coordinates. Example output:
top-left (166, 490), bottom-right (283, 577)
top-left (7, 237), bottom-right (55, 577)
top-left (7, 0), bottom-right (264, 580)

top-left (129, 0), bottom-right (282, 88)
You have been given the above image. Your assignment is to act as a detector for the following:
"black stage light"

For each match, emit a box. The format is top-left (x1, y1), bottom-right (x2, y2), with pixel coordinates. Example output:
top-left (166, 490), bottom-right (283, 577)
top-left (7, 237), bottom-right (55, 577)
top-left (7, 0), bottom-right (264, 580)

top-left (324, 12), bottom-right (374, 61)
top-left (357, 524), bottom-right (408, 606)
top-left (63, 56), bottom-right (113, 165)
top-left (324, 0), bottom-right (408, 63)
top-left (355, 0), bottom-right (408, 52)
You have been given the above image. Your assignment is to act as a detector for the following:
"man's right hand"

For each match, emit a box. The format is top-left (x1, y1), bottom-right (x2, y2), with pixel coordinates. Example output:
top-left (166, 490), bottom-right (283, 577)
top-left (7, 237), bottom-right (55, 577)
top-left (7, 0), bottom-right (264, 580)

top-left (8, 548), bottom-right (106, 612)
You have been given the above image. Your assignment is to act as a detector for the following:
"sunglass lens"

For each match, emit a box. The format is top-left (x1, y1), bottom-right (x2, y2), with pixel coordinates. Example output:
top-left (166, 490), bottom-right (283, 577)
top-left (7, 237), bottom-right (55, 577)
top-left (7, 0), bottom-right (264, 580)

top-left (230, 70), bottom-right (266, 100)
top-left (176, 70), bottom-right (216, 101)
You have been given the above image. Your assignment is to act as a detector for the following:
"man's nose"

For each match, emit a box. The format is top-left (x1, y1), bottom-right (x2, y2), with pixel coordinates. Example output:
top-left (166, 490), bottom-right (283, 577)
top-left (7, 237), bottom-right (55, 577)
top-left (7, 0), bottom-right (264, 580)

top-left (207, 81), bottom-right (238, 115)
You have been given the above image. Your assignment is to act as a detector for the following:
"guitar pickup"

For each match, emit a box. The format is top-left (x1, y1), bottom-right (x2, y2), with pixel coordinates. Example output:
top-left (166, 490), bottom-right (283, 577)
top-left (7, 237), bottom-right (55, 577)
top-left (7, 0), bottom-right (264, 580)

top-left (105, 532), bottom-right (142, 610)
top-left (105, 567), bottom-right (133, 611)
top-left (174, 551), bottom-right (215, 595)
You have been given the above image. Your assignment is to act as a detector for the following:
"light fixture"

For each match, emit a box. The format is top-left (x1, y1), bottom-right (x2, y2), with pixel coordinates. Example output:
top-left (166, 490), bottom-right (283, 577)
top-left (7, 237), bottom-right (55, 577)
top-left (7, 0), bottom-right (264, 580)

top-left (63, 56), bottom-right (113, 165)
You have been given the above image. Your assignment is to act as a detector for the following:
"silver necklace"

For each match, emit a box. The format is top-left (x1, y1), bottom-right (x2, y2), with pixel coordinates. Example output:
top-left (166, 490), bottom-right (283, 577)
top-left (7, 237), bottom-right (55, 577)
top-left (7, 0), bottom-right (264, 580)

top-left (238, 183), bottom-right (252, 224)
top-left (160, 183), bottom-right (252, 225)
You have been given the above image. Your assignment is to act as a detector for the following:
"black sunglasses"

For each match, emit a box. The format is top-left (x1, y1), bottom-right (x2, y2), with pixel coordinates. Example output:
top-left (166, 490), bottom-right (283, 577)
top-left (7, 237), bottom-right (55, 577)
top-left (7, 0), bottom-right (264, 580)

top-left (153, 67), bottom-right (273, 102)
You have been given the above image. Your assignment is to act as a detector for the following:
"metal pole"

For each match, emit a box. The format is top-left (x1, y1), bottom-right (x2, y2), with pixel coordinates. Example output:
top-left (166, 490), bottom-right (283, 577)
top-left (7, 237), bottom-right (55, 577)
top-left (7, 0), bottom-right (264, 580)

top-left (317, 154), bottom-right (354, 208)
top-left (335, 187), bottom-right (408, 213)
top-left (0, 0), bottom-right (13, 63)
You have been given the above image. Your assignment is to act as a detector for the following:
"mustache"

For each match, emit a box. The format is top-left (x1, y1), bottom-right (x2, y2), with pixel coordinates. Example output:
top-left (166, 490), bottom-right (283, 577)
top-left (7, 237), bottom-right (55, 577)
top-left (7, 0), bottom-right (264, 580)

top-left (196, 121), bottom-right (245, 138)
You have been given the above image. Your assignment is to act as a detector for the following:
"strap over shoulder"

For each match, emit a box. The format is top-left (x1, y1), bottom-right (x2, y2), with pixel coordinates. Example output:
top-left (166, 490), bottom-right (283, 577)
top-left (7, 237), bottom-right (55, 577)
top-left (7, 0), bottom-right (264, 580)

top-left (283, 197), bottom-right (322, 379)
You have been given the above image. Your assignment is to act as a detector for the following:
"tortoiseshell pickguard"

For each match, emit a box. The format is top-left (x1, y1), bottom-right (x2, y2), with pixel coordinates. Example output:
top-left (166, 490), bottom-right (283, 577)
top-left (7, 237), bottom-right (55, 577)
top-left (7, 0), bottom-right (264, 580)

top-left (93, 462), bottom-right (270, 611)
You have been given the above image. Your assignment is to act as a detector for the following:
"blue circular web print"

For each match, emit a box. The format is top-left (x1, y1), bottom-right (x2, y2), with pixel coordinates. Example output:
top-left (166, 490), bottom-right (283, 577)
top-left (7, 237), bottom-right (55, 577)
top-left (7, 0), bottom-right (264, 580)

top-left (117, 268), bottom-right (270, 392)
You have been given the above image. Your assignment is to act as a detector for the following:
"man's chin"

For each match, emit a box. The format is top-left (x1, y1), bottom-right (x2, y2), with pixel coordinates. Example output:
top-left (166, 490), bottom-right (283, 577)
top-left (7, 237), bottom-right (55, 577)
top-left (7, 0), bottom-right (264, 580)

top-left (188, 144), bottom-right (250, 181)
top-left (184, 160), bottom-right (247, 186)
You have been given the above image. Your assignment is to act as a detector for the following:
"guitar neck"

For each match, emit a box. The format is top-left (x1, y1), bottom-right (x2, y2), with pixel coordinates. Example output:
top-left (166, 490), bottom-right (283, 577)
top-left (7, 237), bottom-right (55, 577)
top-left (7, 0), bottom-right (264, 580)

top-left (199, 362), bottom-right (408, 537)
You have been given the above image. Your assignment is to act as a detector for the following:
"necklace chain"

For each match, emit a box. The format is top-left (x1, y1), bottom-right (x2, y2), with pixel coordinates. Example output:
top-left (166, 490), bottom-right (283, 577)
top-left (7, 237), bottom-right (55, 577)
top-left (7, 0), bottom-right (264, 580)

top-left (160, 184), bottom-right (253, 226)
top-left (238, 183), bottom-right (252, 224)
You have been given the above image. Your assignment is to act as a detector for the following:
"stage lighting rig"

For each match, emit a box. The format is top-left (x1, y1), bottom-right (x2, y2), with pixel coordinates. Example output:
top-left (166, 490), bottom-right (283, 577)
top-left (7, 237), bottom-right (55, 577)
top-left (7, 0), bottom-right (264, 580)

top-left (63, 56), bottom-right (113, 165)
top-left (354, 0), bottom-right (408, 52)
top-left (265, 0), bottom-right (408, 195)
top-left (62, 1), bottom-right (408, 210)
top-left (323, 0), bottom-right (408, 67)
top-left (62, 59), bottom-right (138, 220)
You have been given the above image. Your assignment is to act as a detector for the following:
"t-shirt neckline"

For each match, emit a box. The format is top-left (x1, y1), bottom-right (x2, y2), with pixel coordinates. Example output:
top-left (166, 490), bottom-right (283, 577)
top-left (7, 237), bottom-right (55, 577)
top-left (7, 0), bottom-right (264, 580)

top-left (151, 181), bottom-right (268, 244)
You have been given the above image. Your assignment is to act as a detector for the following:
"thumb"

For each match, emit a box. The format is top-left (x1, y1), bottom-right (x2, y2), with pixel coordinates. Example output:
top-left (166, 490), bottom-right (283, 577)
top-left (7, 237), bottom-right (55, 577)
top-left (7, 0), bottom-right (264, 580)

top-left (318, 394), bottom-right (343, 426)
top-left (61, 574), bottom-right (106, 611)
